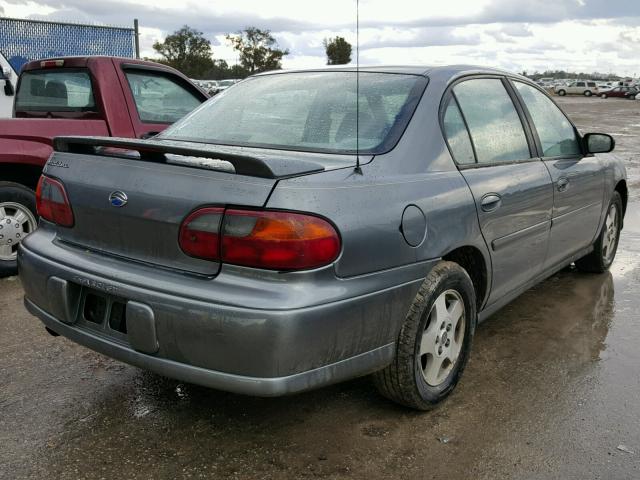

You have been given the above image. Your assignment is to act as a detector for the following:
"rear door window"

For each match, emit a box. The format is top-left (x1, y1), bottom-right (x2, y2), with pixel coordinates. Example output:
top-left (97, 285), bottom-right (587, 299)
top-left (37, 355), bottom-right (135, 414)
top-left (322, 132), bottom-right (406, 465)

top-left (452, 78), bottom-right (531, 164)
top-left (125, 70), bottom-right (202, 124)
top-left (15, 69), bottom-right (96, 112)
top-left (513, 82), bottom-right (581, 157)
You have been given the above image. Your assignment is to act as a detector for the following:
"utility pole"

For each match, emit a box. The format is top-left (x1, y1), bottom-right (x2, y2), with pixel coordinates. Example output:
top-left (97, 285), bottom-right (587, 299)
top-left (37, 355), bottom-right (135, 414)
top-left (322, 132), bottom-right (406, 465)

top-left (134, 19), bottom-right (140, 59)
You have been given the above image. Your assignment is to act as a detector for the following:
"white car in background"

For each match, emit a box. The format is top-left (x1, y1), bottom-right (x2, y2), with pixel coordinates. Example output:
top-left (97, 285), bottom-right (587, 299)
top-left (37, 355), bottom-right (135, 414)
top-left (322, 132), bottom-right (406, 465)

top-left (0, 52), bottom-right (17, 118)
top-left (554, 80), bottom-right (598, 96)
top-left (214, 78), bottom-right (241, 94)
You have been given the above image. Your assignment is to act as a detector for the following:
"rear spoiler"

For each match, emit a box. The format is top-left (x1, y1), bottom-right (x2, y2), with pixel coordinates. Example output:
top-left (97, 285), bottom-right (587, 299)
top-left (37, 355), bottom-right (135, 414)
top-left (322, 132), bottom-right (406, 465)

top-left (52, 136), bottom-right (326, 179)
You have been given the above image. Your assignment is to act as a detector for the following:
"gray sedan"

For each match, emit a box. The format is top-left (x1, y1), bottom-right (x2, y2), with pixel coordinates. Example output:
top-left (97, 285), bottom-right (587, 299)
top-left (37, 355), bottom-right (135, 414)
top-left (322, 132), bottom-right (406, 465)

top-left (19, 66), bottom-right (626, 410)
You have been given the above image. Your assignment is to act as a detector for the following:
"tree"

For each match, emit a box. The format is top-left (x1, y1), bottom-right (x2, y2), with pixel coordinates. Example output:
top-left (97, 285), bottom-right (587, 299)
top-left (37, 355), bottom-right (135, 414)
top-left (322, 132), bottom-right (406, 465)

top-left (202, 60), bottom-right (250, 80)
top-left (226, 27), bottom-right (289, 74)
top-left (152, 26), bottom-right (214, 78)
top-left (323, 37), bottom-right (352, 65)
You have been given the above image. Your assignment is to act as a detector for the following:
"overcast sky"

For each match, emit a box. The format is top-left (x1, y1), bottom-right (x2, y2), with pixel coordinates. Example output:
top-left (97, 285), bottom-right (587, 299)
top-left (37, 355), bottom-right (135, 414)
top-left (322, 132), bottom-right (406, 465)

top-left (1, 0), bottom-right (640, 76)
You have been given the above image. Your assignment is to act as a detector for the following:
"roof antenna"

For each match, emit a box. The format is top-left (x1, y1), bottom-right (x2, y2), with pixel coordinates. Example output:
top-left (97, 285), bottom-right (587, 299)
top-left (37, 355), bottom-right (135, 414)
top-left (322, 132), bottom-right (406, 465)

top-left (354, 0), bottom-right (362, 174)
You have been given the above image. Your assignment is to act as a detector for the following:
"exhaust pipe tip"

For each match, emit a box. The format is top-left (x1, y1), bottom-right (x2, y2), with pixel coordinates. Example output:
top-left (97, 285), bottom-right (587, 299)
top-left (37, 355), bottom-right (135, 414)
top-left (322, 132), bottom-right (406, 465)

top-left (45, 326), bottom-right (60, 337)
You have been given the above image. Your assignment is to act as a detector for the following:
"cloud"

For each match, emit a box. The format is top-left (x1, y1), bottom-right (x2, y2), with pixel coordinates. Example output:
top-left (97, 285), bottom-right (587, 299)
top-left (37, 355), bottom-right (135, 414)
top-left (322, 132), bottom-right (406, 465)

top-left (15, 0), bottom-right (640, 35)
top-left (3, 0), bottom-right (640, 75)
top-left (9, 0), bottom-right (322, 34)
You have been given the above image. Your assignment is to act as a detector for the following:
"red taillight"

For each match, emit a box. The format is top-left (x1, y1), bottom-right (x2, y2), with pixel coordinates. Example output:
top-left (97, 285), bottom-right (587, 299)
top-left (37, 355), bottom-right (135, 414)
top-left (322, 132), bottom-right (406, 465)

top-left (179, 208), bottom-right (341, 270)
top-left (222, 210), bottom-right (341, 270)
top-left (179, 207), bottom-right (224, 260)
top-left (36, 175), bottom-right (74, 227)
top-left (40, 59), bottom-right (64, 68)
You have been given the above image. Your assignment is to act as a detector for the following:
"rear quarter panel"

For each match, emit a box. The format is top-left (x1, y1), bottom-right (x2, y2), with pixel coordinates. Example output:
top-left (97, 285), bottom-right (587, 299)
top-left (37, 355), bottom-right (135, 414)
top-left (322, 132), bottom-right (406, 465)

top-left (267, 164), bottom-right (486, 279)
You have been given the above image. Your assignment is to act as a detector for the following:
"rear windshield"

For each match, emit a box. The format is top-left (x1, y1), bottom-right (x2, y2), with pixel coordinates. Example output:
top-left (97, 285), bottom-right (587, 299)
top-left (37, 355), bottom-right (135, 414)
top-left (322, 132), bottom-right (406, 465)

top-left (161, 72), bottom-right (427, 154)
top-left (15, 69), bottom-right (96, 112)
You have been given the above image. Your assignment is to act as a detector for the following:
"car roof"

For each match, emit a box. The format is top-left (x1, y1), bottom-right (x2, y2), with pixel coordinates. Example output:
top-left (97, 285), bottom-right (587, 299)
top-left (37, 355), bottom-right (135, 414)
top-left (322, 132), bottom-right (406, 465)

top-left (255, 64), bottom-right (530, 83)
top-left (21, 56), bottom-right (172, 72)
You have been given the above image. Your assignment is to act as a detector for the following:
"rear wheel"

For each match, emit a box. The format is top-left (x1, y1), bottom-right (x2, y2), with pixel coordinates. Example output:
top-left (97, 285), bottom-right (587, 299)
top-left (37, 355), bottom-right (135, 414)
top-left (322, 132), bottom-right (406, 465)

top-left (575, 191), bottom-right (622, 273)
top-left (557, 89), bottom-right (566, 96)
top-left (584, 90), bottom-right (592, 97)
top-left (373, 261), bottom-right (476, 410)
top-left (0, 182), bottom-right (38, 277)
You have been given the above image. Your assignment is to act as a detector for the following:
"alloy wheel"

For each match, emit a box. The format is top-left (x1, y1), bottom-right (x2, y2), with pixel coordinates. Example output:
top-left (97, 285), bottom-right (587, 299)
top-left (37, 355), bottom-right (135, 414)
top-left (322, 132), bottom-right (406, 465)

top-left (602, 203), bottom-right (619, 264)
top-left (418, 289), bottom-right (466, 386)
top-left (0, 202), bottom-right (38, 261)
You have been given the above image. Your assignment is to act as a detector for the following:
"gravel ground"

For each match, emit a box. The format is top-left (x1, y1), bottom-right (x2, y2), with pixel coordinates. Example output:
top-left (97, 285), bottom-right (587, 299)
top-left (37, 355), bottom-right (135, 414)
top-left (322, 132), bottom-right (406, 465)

top-left (1, 96), bottom-right (640, 479)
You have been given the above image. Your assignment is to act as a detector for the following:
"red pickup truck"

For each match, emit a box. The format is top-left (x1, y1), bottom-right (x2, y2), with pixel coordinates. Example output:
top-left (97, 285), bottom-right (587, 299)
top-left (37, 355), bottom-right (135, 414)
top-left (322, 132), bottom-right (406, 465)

top-left (0, 56), bottom-right (208, 276)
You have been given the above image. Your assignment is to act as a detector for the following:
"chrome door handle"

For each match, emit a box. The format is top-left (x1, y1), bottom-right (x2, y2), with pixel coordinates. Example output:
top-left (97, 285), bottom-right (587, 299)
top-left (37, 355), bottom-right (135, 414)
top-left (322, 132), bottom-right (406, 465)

top-left (557, 177), bottom-right (569, 192)
top-left (481, 193), bottom-right (502, 212)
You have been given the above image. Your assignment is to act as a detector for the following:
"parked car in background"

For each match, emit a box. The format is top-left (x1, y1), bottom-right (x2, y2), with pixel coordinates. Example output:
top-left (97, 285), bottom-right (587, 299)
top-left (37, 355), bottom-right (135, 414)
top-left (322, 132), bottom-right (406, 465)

top-left (0, 56), bottom-right (208, 276)
top-left (19, 66), bottom-right (627, 410)
top-left (555, 80), bottom-right (598, 96)
top-left (203, 80), bottom-right (219, 95)
top-left (600, 86), bottom-right (639, 99)
top-left (0, 51), bottom-right (17, 118)
top-left (214, 78), bottom-right (241, 94)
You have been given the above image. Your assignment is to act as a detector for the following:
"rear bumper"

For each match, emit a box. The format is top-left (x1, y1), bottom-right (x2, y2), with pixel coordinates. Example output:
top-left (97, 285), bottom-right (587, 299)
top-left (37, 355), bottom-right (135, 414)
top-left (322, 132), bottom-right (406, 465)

top-left (18, 229), bottom-right (433, 395)
top-left (24, 298), bottom-right (394, 396)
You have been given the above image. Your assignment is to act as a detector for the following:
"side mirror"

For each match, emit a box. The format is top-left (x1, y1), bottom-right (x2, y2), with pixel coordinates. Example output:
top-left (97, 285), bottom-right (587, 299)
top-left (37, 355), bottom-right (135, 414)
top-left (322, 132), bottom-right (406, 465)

top-left (584, 133), bottom-right (615, 154)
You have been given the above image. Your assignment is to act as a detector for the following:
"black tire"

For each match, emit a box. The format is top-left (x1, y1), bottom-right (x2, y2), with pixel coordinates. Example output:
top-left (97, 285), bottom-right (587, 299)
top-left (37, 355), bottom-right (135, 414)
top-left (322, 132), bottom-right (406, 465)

top-left (557, 89), bottom-right (566, 96)
top-left (373, 261), bottom-right (477, 410)
top-left (584, 90), bottom-right (592, 97)
top-left (575, 191), bottom-right (622, 273)
top-left (0, 182), bottom-right (38, 277)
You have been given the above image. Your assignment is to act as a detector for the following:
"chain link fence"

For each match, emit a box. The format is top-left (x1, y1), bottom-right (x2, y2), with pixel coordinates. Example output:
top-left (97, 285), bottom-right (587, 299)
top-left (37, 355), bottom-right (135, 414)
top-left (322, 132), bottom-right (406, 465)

top-left (0, 17), bottom-right (136, 73)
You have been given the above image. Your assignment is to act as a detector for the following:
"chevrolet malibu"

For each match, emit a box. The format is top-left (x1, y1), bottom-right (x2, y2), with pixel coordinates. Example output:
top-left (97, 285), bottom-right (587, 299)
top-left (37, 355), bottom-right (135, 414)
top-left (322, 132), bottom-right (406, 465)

top-left (18, 66), bottom-right (627, 410)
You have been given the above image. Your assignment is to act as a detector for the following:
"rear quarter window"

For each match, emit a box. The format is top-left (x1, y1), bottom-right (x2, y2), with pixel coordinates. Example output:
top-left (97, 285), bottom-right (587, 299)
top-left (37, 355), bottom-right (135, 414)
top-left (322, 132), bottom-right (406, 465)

top-left (442, 97), bottom-right (475, 165)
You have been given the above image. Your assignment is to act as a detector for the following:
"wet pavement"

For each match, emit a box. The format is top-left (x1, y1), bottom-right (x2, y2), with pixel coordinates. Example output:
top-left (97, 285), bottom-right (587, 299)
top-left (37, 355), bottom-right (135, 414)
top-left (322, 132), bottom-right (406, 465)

top-left (2, 97), bottom-right (640, 479)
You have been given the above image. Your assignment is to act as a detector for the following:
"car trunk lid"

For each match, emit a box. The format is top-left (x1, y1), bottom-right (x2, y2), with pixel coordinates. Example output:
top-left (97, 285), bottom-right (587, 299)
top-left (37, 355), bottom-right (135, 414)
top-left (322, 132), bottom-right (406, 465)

top-left (43, 137), bottom-right (347, 276)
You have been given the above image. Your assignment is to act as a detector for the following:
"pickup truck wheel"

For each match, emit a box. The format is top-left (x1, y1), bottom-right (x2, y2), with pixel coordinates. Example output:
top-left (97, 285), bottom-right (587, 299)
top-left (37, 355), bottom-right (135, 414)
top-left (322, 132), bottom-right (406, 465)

top-left (557, 89), bottom-right (566, 96)
top-left (575, 191), bottom-right (622, 273)
top-left (372, 261), bottom-right (477, 410)
top-left (584, 90), bottom-right (592, 97)
top-left (0, 182), bottom-right (38, 277)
